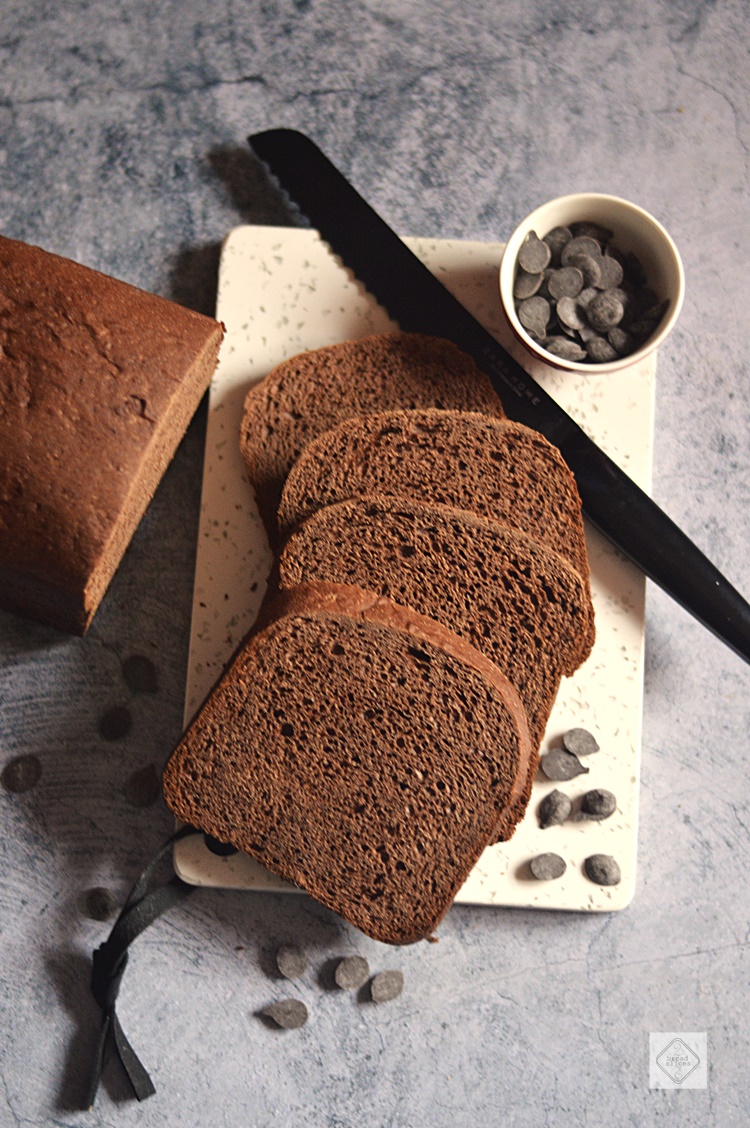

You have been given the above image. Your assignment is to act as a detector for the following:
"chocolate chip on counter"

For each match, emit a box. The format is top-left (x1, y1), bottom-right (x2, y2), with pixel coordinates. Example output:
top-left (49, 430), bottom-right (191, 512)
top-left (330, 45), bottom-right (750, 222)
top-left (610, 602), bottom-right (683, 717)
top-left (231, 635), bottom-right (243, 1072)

top-left (204, 834), bottom-right (238, 856)
top-left (1, 754), bottom-right (42, 793)
top-left (584, 854), bottom-right (622, 886)
top-left (124, 763), bottom-right (161, 808)
top-left (530, 852), bottom-right (567, 880)
top-left (576, 789), bottom-right (617, 821)
top-left (122, 654), bottom-right (159, 694)
top-left (276, 945), bottom-right (308, 980)
top-left (370, 970), bottom-right (404, 1003)
top-left (518, 230), bottom-right (551, 274)
top-left (334, 956), bottom-right (370, 991)
top-left (98, 705), bottom-right (133, 742)
top-left (538, 789), bottom-right (572, 829)
top-left (84, 886), bottom-right (119, 922)
top-left (540, 747), bottom-right (590, 781)
top-left (261, 999), bottom-right (309, 1029)
top-left (562, 728), bottom-right (600, 757)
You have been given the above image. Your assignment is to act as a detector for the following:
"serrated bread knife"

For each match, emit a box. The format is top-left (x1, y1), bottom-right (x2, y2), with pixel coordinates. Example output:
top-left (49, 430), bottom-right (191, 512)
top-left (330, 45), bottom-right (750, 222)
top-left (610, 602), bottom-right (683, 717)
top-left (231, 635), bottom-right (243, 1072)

top-left (248, 128), bottom-right (750, 665)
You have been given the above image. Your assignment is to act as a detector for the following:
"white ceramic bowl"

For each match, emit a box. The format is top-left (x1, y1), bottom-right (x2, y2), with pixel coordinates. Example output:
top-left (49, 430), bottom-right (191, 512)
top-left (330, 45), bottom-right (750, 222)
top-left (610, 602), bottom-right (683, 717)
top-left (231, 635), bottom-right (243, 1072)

top-left (499, 192), bottom-right (684, 373)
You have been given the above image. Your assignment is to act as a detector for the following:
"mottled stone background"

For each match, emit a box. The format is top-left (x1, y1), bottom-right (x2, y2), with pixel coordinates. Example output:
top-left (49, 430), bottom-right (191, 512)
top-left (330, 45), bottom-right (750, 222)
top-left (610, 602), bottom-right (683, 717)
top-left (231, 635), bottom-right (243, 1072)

top-left (1, 1), bottom-right (748, 1125)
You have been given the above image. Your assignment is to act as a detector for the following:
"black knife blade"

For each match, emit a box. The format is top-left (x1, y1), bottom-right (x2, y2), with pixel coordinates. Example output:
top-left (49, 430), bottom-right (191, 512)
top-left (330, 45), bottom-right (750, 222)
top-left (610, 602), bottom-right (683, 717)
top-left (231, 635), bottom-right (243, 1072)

top-left (249, 127), bottom-right (750, 666)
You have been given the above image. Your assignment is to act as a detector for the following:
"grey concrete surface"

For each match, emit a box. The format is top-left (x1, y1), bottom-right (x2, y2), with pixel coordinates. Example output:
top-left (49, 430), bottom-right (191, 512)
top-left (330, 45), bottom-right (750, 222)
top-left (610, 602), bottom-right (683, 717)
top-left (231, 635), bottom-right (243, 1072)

top-left (1, 2), bottom-right (748, 1125)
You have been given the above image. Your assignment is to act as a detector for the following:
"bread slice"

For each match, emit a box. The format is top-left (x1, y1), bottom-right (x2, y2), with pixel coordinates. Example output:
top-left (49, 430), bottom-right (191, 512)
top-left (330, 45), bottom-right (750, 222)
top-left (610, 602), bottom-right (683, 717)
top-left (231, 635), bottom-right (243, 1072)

top-left (0, 235), bottom-right (224, 633)
top-left (278, 408), bottom-right (590, 583)
top-left (162, 582), bottom-right (532, 945)
top-left (278, 497), bottom-right (595, 829)
top-left (239, 334), bottom-right (506, 541)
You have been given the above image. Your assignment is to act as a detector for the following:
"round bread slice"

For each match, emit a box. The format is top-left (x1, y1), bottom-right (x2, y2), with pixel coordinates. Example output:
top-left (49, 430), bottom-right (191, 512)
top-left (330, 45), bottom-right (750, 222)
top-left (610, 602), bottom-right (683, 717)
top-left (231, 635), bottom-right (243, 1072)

top-left (278, 497), bottom-right (596, 829)
top-left (163, 582), bottom-right (531, 946)
top-left (278, 408), bottom-right (590, 584)
top-left (240, 334), bottom-right (506, 541)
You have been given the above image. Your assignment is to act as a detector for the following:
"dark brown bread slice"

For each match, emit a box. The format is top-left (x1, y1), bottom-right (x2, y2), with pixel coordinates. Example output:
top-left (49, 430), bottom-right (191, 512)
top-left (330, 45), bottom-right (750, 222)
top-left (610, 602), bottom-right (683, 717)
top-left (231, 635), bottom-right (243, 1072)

top-left (0, 234), bottom-right (224, 633)
top-left (163, 582), bottom-right (532, 945)
top-left (278, 408), bottom-right (590, 583)
top-left (278, 497), bottom-right (595, 829)
top-left (239, 333), bottom-right (506, 542)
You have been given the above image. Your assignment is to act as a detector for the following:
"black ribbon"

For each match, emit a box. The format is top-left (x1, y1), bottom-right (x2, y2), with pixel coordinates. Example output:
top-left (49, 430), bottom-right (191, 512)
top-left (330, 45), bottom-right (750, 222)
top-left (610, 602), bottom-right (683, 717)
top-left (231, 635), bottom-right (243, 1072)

top-left (86, 824), bottom-right (202, 1109)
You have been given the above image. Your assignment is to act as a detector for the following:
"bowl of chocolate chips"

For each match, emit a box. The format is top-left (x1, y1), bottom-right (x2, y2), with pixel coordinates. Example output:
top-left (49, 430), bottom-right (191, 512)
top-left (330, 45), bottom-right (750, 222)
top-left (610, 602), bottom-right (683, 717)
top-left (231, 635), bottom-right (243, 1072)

top-left (499, 193), bottom-right (684, 372)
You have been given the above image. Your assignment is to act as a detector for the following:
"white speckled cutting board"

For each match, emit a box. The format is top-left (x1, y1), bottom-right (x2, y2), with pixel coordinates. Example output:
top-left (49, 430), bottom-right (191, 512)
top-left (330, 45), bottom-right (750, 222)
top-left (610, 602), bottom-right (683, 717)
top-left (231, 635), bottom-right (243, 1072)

top-left (174, 225), bottom-right (654, 913)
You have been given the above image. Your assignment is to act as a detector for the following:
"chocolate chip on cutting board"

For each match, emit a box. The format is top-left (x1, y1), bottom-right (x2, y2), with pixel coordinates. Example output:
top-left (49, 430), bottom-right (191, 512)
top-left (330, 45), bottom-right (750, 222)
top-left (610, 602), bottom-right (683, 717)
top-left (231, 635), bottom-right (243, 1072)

top-left (575, 789), bottom-right (617, 821)
top-left (562, 728), bottom-right (600, 757)
top-left (584, 854), bottom-right (622, 886)
top-left (540, 747), bottom-right (589, 781)
top-left (530, 852), bottom-right (567, 880)
top-left (537, 789), bottom-right (572, 828)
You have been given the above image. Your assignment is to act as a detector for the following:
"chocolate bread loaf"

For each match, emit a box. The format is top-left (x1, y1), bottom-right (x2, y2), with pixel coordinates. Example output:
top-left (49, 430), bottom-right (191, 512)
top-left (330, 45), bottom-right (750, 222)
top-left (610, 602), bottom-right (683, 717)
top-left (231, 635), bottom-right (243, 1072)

top-left (278, 497), bottom-right (595, 831)
top-left (0, 235), bottom-right (224, 633)
top-left (163, 582), bottom-right (532, 945)
top-left (239, 334), bottom-right (506, 541)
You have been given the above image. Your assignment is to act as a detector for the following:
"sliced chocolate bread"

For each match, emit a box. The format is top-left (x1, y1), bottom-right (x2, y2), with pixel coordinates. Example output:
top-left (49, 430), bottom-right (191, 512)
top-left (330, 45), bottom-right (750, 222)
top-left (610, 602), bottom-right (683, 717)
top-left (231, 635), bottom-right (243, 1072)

top-left (278, 497), bottom-right (595, 830)
top-left (163, 582), bottom-right (532, 945)
top-left (278, 408), bottom-right (590, 583)
top-left (240, 334), bottom-right (506, 542)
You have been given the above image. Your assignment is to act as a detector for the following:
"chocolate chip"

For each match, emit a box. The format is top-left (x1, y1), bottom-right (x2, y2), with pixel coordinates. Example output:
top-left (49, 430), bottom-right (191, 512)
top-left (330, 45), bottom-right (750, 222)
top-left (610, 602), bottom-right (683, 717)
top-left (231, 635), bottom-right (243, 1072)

top-left (1, 754), bottom-right (42, 793)
top-left (517, 231), bottom-right (551, 274)
top-left (584, 854), bottom-right (622, 886)
top-left (565, 252), bottom-right (602, 289)
top-left (276, 945), bottom-right (308, 980)
top-left (124, 763), bottom-right (160, 807)
top-left (262, 999), bottom-right (309, 1029)
top-left (538, 789), bottom-right (572, 828)
top-left (547, 266), bottom-right (583, 300)
top-left (540, 747), bottom-right (590, 781)
top-left (543, 225), bottom-right (572, 264)
top-left (608, 326), bottom-right (635, 355)
top-left (596, 254), bottom-right (624, 289)
top-left (571, 221), bottom-right (613, 243)
top-left (513, 268), bottom-right (544, 300)
top-left (561, 235), bottom-right (602, 265)
top-left (530, 852), bottom-right (566, 880)
top-left (557, 295), bottom-right (588, 331)
top-left (576, 789), bottom-right (617, 821)
top-left (586, 337), bottom-right (618, 363)
top-left (84, 886), bottom-right (119, 921)
top-left (517, 295), bottom-right (551, 338)
top-left (334, 956), bottom-right (370, 990)
top-left (98, 705), bottom-right (132, 742)
top-left (204, 834), bottom-right (238, 856)
top-left (542, 337), bottom-right (587, 361)
top-left (370, 970), bottom-right (404, 1003)
top-left (587, 290), bottom-right (624, 331)
top-left (122, 654), bottom-right (159, 694)
top-left (562, 728), bottom-right (600, 757)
